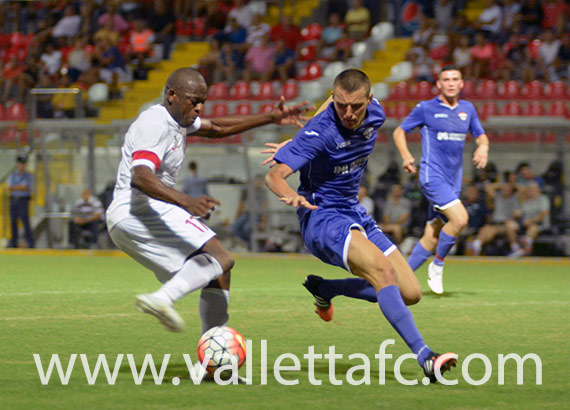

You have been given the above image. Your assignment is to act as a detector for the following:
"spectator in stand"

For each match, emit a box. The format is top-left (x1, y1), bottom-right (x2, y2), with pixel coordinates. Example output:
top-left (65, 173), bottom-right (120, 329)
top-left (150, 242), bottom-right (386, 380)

top-left (318, 13), bottom-right (344, 60)
top-left (1, 56), bottom-right (26, 102)
top-left (453, 34), bottom-right (472, 77)
top-left (471, 181), bottom-right (519, 256)
top-left (412, 14), bottom-right (435, 49)
top-left (542, 0), bottom-right (570, 35)
top-left (470, 32), bottom-right (494, 79)
top-left (94, 18), bottom-right (120, 46)
top-left (243, 33), bottom-right (275, 83)
top-left (512, 181), bottom-right (550, 256)
top-left (433, 0), bottom-right (457, 32)
top-left (97, 0), bottom-right (129, 34)
top-left (218, 17), bottom-right (247, 47)
top-left (515, 162), bottom-right (544, 190)
top-left (228, 0), bottom-right (253, 28)
top-left (40, 41), bottom-right (63, 77)
top-left (380, 184), bottom-right (411, 246)
top-left (91, 36), bottom-right (127, 98)
top-left (129, 19), bottom-right (155, 62)
top-left (270, 15), bottom-right (302, 54)
top-left (246, 14), bottom-right (271, 48)
top-left (269, 38), bottom-right (296, 82)
top-left (69, 188), bottom-right (104, 249)
top-left (461, 185), bottom-right (488, 245)
top-left (450, 13), bottom-right (476, 39)
top-left (214, 41), bottom-right (244, 85)
top-left (538, 29), bottom-right (561, 81)
top-left (147, 0), bottom-right (176, 60)
top-left (327, 0), bottom-right (349, 20)
top-left (553, 34), bottom-right (570, 80)
top-left (501, 35), bottom-right (536, 81)
top-left (51, 5), bottom-right (82, 39)
top-left (198, 38), bottom-right (222, 85)
top-left (475, 0), bottom-right (503, 41)
top-left (334, 30), bottom-right (355, 61)
top-left (52, 74), bottom-right (80, 118)
top-left (181, 161), bottom-right (209, 198)
top-left (502, 0), bottom-right (522, 34)
top-left (67, 36), bottom-right (92, 82)
top-left (344, 0), bottom-right (371, 41)
top-left (358, 185), bottom-right (375, 216)
top-left (408, 45), bottom-right (434, 82)
top-left (202, 0), bottom-right (232, 36)
top-left (7, 155), bottom-right (34, 249)
top-left (79, 1), bottom-right (101, 39)
top-left (520, 0), bottom-right (544, 36)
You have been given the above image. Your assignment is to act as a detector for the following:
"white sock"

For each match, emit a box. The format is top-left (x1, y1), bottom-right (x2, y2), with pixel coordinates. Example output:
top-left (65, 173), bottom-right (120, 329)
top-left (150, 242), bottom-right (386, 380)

top-left (199, 288), bottom-right (230, 334)
top-left (472, 239), bottom-right (482, 256)
top-left (151, 254), bottom-right (223, 304)
top-left (511, 242), bottom-right (521, 252)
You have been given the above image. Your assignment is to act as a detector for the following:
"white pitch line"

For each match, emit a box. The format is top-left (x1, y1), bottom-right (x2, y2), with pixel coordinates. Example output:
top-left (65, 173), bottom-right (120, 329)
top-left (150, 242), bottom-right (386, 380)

top-left (0, 313), bottom-right (135, 321)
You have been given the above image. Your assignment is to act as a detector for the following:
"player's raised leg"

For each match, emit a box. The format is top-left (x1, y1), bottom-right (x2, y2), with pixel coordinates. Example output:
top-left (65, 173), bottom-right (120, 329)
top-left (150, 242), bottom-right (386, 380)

top-left (348, 229), bottom-right (456, 380)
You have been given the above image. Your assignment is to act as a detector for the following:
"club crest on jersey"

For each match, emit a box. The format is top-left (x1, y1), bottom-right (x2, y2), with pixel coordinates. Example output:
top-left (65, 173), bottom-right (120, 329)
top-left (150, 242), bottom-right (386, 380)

top-left (363, 127), bottom-right (374, 139)
top-left (458, 112), bottom-right (468, 121)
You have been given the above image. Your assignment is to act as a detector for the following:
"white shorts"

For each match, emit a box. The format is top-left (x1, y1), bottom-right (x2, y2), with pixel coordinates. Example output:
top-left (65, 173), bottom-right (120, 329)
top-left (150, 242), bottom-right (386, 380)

top-left (108, 205), bottom-right (216, 283)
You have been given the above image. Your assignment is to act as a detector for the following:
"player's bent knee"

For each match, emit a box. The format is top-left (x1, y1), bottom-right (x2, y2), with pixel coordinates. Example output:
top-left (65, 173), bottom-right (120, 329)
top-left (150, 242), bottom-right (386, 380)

top-left (402, 287), bottom-right (422, 305)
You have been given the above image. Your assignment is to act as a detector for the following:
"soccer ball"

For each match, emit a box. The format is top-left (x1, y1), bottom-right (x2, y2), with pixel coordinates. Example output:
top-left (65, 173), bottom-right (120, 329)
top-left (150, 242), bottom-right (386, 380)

top-left (197, 326), bottom-right (247, 374)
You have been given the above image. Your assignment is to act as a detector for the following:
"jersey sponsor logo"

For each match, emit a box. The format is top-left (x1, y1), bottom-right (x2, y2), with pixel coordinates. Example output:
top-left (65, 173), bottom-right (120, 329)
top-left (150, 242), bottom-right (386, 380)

top-left (333, 156), bottom-right (368, 175)
top-left (436, 132), bottom-right (466, 141)
top-left (434, 113), bottom-right (448, 118)
top-left (336, 140), bottom-right (351, 149)
top-left (304, 130), bottom-right (319, 136)
top-left (363, 127), bottom-right (374, 139)
top-left (458, 112), bottom-right (468, 121)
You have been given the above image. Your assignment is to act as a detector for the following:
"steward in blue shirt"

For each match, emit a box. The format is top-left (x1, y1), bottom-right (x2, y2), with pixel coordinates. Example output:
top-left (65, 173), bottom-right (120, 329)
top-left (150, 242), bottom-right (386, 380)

top-left (8, 155), bottom-right (34, 248)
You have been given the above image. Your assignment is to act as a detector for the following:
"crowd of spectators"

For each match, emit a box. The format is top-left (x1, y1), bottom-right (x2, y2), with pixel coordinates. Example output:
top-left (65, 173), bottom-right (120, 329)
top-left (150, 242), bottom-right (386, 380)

top-left (361, 159), bottom-right (564, 257)
top-left (406, 0), bottom-right (570, 83)
top-left (0, 0), bottom-right (177, 118)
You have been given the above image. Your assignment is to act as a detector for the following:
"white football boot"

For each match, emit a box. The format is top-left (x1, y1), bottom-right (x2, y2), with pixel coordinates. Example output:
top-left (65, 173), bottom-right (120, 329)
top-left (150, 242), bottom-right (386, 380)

top-left (427, 262), bottom-right (444, 295)
top-left (135, 294), bottom-right (185, 332)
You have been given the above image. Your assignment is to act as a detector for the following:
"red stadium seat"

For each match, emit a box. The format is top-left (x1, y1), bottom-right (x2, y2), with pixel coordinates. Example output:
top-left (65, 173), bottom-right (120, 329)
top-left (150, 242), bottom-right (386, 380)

top-left (258, 103), bottom-right (274, 114)
top-left (387, 82), bottom-right (410, 101)
top-left (297, 63), bottom-right (322, 81)
top-left (497, 80), bottom-right (521, 100)
top-left (480, 101), bottom-right (498, 119)
top-left (548, 101), bottom-right (567, 117)
top-left (281, 81), bottom-right (299, 100)
top-left (207, 103), bottom-right (228, 118)
top-left (409, 81), bottom-right (433, 100)
top-left (192, 18), bottom-right (205, 37)
top-left (228, 81), bottom-right (250, 100)
top-left (393, 102), bottom-right (410, 118)
top-left (543, 81), bottom-right (566, 100)
top-left (501, 101), bottom-right (522, 116)
top-left (208, 83), bottom-right (228, 100)
top-left (475, 80), bottom-right (497, 100)
top-left (523, 101), bottom-right (544, 116)
top-left (299, 44), bottom-right (317, 61)
top-left (5, 102), bottom-right (28, 121)
top-left (461, 80), bottom-right (476, 99)
top-left (520, 80), bottom-right (543, 100)
top-left (527, 39), bottom-right (541, 59)
top-left (301, 23), bottom-right (323, 42)
top-left (233, 103), bottom-right (252, 115)
top-left (0, 104), bottom-right (5, 120)
top-left (252, 82), bottom-right (275, 100)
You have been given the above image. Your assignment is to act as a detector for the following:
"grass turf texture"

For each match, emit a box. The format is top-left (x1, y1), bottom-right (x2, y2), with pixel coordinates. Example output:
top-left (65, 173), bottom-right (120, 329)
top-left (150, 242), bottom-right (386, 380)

top-left (1, 252), bottom-right (569, 409)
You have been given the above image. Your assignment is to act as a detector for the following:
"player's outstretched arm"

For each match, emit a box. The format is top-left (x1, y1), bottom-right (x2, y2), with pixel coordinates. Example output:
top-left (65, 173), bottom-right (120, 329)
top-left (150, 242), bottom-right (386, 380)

top-left (190, 98), bottom-right (314, 138)
top-left (131, 165), bottom-right (219, 218)
top-left (392, 126), bottom-right (416, 173)
top-left (473, 133), bottom-right (489, 169)
top-left (265, 163), bottom-right (318, 210)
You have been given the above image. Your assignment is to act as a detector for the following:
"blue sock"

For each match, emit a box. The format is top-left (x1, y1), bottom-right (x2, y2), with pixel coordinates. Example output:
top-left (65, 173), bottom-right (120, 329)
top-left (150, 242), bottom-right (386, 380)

top-left (319, 278), bottom-right (377, 302)
top-left (434, 231), bottom-right (457, 266)
top-left (377, 285), bottom-right (430, 365)
top-left (407, 241), bottom-right (433, 271)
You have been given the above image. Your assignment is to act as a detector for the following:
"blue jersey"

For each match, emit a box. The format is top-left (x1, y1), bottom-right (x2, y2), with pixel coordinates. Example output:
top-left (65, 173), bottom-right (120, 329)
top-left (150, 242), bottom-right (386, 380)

top-left (400, 97), bottom-right (485, 189)
top-left (274, 98), bottom-right (385, 208)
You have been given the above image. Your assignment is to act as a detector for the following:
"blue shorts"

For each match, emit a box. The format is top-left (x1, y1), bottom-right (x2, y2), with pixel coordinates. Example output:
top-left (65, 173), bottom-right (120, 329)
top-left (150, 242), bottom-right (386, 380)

top-left (298, 205), bottom-right (396, 273)
top-left (420, 176), bottom-right (461, 223)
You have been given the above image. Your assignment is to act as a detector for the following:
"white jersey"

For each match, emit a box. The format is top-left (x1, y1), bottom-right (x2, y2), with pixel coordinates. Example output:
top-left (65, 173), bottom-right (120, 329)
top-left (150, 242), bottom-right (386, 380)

top-left (106, 104), bottom-right (201, 230)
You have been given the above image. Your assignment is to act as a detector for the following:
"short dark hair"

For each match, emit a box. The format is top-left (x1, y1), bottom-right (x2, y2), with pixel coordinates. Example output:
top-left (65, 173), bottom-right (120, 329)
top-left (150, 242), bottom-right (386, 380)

top-left (333, 69), bottom-right (371, 95)
top-left (440, 64), bottom-right (461, 75)
top-left (189, 161), bottom-right (197, 171)
top-left (16, 155), bottom-right (27, 163)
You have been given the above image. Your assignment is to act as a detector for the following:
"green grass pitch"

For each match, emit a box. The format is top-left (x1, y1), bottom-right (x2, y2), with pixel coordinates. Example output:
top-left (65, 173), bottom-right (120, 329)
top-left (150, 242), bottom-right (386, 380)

top-left (1, 251), bottom-right (569, 409)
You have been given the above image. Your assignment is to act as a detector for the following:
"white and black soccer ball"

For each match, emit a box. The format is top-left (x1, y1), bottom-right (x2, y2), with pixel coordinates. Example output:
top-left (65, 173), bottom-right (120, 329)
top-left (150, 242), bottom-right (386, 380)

top-left (196, 326), bottom-right (247, 374)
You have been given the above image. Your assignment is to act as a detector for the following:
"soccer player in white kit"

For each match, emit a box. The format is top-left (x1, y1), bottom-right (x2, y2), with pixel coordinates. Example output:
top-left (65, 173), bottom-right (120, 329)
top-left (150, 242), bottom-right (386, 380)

top-left (107, 67), bottom-right (311, 332)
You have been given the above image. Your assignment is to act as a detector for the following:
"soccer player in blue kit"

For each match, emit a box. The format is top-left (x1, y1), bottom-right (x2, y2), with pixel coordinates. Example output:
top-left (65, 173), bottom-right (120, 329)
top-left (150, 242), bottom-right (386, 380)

top-left (393, 65), bottom-right (489, 294)
top-left (264, 69), bottom-right (457, 383)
